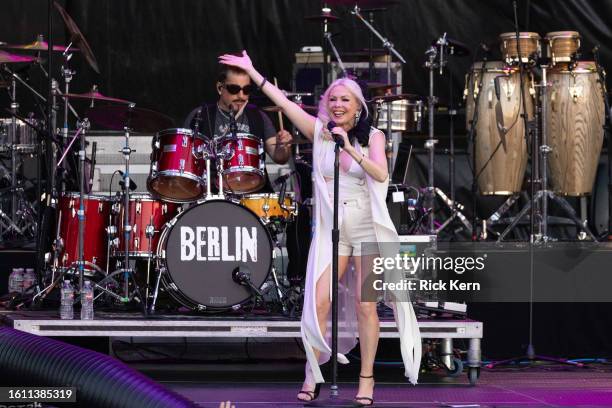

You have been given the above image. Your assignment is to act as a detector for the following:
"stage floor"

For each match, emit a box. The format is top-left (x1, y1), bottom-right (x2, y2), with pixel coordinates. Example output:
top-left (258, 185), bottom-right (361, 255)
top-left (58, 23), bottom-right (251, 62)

top-left (159, 369), bottom-right (612, 407)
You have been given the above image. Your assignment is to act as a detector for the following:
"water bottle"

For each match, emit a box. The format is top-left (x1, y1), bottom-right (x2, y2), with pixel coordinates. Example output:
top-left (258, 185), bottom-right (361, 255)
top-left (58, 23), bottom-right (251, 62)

top-left (22, 268), bottom-right (36, 293)
top-left (13, 268), bottom-right (24, 294)
top-left (60, 280), bottom-right (74, 320)
top-left (8, 268), bottom-right (18, 293)
top-left (80, 280), bottom-right (94, 320)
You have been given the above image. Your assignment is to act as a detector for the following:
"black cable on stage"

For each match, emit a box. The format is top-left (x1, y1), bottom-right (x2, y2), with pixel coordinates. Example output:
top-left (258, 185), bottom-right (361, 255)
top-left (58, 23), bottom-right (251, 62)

top-left (0, 327), bottom-right (197, 408)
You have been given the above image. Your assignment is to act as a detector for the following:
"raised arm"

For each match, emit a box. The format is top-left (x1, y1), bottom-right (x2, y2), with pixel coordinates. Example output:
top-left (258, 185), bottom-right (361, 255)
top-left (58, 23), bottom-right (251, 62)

top-left (218, 51), bottom-right (317, 140)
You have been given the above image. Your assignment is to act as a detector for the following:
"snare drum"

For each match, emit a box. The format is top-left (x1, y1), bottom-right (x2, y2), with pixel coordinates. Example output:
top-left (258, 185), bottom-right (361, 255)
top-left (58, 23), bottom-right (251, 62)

top-left (499, 32), bottom-right (541, 64)
top-left (545, 31), bottom-right (580, 65)
top-left (218, 133), bottom-right (265, 194)
top-left (148, 128), bottom-right (207, 203)
top-left (113, 193), bottom-right (180, 258)
top-left (373, 97), bottom-right (424, 132)
top-left (465, 61), bottom-right (534, 195)
top-left (57, 192), bottom-right (111, 274)
top-left (546, 61), bottom-right (605, 196)
top-left (240, 192), bottom-right (297, 223)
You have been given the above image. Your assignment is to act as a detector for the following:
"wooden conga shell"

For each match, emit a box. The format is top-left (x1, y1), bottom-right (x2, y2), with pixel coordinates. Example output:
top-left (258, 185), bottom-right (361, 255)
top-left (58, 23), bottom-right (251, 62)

top-left (545, 31), bottom-right (580, 65)
top-left (499, 32), bottom-right (540, 64)
top-left (546, 61), bottom-right (604, 196)
top-left (465, 61), bottom-right (534, 195)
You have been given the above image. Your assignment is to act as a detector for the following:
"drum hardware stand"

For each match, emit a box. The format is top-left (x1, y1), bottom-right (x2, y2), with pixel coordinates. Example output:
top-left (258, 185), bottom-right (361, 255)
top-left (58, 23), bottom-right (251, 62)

top-left (422, 35), bottom-right (472, 236)
top-left (351, 4), bottom-right (406, 176)
top-left (593, 46), bottom-right (612, 240)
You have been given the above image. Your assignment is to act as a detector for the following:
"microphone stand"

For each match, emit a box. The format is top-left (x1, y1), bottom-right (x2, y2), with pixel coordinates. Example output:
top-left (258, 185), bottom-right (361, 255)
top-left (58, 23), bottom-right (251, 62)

top-left (308, 140), bottom-right (352, 407)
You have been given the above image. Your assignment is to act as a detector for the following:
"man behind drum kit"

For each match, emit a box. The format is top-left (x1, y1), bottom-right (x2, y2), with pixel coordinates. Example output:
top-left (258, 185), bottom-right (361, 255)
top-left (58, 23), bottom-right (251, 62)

top-left (184, 58), bottom-right (293, 192)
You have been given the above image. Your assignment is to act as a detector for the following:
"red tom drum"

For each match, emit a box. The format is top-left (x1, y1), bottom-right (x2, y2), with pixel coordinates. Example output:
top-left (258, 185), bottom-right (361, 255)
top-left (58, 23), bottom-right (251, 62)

top-left (114, 193), bottom-right (181, 258)
top-left (218, 133), bottom-right (265, 194)
top-left (148, 128), bottom-right (207, 203)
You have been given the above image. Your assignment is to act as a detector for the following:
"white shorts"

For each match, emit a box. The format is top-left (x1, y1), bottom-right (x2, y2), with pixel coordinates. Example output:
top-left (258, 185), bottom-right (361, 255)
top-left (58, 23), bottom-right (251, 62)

top-left (337, 199), bottom-right (379, 257)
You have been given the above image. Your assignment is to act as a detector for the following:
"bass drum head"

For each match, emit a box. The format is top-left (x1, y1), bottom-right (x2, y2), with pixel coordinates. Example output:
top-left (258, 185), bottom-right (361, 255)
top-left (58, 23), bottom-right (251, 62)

top-left (159, 200), bottom-right (272, 310)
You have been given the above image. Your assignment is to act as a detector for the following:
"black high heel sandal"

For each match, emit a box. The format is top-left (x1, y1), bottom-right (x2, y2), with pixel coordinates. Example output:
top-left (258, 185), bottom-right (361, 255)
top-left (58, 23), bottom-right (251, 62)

top-left (297, 383), bottom-right (321, 402)
top-left (353, 374), bottom-right (375, 407)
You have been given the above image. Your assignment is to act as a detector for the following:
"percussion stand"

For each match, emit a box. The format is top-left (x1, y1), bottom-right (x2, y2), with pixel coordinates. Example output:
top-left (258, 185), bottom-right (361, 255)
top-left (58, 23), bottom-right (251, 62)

top-left (351, 5), bottom-right (406, 175)
top-left (423, 36), bottom-right (472, 236)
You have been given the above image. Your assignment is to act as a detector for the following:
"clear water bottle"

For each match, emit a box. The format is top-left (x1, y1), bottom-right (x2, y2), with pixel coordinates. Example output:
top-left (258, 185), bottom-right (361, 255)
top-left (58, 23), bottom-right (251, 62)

top-left (60, 280), bottom-right (74, 320)
top-left (13, 268), bottom-right (24, 294)
top-left (22, 268), bottom-right (36, 293)
top-left (80, 280), bottom-right (94, 320)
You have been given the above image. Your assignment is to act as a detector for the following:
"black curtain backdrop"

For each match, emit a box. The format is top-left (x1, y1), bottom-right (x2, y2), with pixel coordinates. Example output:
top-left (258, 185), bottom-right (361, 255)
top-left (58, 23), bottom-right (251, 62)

top-left (2, 0), bottom-right (612, 361)
top-left (2, 0), bottom-right (610, 125)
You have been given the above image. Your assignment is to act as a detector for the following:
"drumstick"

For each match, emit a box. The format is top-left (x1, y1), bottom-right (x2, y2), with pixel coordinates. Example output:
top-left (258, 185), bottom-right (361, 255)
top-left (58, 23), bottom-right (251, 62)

top-left (273, 77), bottom-right (284, 132)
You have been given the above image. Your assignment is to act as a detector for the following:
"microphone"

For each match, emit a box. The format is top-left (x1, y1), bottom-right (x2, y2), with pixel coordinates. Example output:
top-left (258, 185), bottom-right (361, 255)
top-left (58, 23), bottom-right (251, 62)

top-left (274, 170), bottom-right (296, 186)
top-left (326, 120), bottom-right (344, 147)
top-left (117, 170), bottom-right (138, 191)
top-left (493, 75), bottom-right (502, 102)
top-left (232, 266), bottom-right (262, 296)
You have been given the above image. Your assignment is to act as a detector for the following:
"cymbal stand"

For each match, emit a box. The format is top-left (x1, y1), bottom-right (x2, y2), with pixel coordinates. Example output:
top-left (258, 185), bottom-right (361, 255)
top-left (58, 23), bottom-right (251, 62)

top-left (352, 5), bottom-right (406, 174)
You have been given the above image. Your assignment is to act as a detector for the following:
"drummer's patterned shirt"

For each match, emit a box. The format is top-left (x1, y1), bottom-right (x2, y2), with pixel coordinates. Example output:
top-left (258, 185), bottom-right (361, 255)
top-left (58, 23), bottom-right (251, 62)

top-left (214, 106), bottom-right (276, 142)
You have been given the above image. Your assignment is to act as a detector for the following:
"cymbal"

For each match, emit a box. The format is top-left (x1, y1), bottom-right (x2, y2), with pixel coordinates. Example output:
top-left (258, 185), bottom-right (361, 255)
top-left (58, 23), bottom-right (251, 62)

top-left (304, 13), bottom-right (340, 22)
top-left (54, 1), bottom-right (100, 73)
top-left (326, 0), bottom-right (399, 7)
top-left (0, 50), bottom-right (38, 64)
top-left (1, 35), bottom-right (78, 53)
top-left (368, 93), bottom-right (424, 103)
top-left (365, 82), bottom-right (401, 92)
top-left (62, 89), bottom-right (133, 105)
top-left (262, 104), bottom-right (318, 113)
top-left (87, 105), bottom-right (174, 133)
top-left (432, 37), bottom-right (470, 57)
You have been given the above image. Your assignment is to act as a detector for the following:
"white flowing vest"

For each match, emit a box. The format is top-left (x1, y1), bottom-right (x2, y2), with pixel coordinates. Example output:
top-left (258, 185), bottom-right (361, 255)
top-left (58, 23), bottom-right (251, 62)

top-left (300, 119), bottom-right (422, 384)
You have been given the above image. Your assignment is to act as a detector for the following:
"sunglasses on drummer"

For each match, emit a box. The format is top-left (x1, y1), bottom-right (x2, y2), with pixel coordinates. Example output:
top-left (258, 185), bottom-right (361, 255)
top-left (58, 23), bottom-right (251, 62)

top-left (222, 83), bottom-right (255, 95)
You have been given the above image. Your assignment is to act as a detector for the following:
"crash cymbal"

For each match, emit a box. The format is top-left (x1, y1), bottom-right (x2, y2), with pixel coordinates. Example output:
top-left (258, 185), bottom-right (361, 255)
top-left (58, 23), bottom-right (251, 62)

top-left (327, 0), bottom-right (399, 7)
top-left (365, 82), bottom-right (401, 92)
top-left (54, 1), bottom-right (100, 73)
top-left (1, 35), bottom-right (78, 53)
top-left (262, 104), bottom-right (318, 113)
top-left (431, 37), bottom-right (470, 57)
top-left (0, 50), bottom-right (38, 64)
top-left (87, 105), bottom-right (174, 133)
top-left (304, 13), bottom-right (341, 22)
top-left (368, 93), bottom-right (424, 103)
top-left (62, 87), bottom-right (132, 104)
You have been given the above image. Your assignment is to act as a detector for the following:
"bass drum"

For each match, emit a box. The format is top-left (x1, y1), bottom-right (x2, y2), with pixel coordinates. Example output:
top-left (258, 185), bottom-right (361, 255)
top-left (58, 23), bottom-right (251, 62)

top-left (157, 200), bottom-right (272, 311)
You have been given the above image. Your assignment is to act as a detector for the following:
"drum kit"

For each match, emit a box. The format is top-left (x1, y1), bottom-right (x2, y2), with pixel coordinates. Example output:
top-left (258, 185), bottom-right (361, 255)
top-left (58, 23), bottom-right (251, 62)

top-left (0, 5), bottom-right (300, 315)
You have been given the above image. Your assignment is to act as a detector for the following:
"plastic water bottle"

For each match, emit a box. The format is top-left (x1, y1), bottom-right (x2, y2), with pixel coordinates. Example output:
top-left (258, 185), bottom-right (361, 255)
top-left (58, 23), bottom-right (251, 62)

top-left (22, 268), bottom-right (36, 293)
top-left (80, 280), bottom-right (94, 320)
top-left (13, 268), bottom-right (24, 294)
top-left (60, 280), bottom-right (74, 320)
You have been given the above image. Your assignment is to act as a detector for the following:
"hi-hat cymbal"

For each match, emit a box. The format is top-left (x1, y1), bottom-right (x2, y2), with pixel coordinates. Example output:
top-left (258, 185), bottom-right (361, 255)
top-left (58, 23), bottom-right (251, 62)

top-left (87, 105), bottom-right (174, 133)
top-left (1, 35), bottom-right (79, 53)
top-left (327, 0), bottom-right (399, 7)
top-left (0, 50), bottom-right (38, 64)
top-left (365, 82), bottom-right (401, 92)
top-left (368, 93), bottom-right (424, 103)
top-left (262, 104), bottom-right (318, 113)
top-left (54, 1), bottom-right (100, 73)
top-left (62, 89), bottom-right (133, 105)
top-left (432, 37), bottom-right (471, 57)
top-left (304, 13), bottom-right (341, 22)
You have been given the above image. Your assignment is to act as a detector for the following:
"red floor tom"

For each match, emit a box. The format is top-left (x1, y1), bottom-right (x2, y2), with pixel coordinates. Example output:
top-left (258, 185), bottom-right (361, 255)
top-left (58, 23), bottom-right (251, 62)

top-left (57, 192), bottom-right (111, 275)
